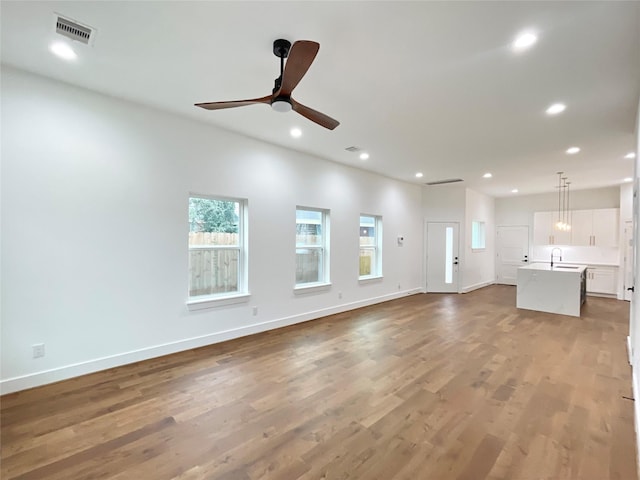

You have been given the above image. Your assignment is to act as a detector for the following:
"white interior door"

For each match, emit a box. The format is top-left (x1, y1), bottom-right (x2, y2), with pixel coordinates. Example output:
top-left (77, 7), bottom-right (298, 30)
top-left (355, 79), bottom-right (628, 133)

top-left (625, 220), bottom-right (634, 301)
top-left (426, 222), bottom-right (459, 293)
top-left (496, 225), bottom-right (529, 285)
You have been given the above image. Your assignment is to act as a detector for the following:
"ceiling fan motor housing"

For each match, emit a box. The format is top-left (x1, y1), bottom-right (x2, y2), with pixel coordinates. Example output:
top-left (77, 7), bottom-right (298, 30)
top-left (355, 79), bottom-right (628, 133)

top-left (273, 39), bottom-right (291, 58)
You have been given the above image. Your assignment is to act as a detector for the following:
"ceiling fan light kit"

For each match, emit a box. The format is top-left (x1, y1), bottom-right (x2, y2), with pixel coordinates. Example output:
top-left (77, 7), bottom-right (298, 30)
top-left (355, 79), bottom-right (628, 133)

top-left (271, 99), bottom-right (292, 113)
top-left (195, 39), bottom-right (339, 130)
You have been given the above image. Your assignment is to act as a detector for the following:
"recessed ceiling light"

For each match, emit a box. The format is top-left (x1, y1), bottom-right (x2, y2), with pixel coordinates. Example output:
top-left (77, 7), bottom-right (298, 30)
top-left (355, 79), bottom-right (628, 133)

top-left (359, 153), bottom-right (370, 160)
top-left (624, 177), bottom-right (633, 183)
top-left (290, 127), bottom-right (302, 138)
top-left (415, 172), bottom-right (424, 178)
top-left (566, 147), bottom-right (580, 154)
top-left (49, 41), bottom-right (77, 61)
top-left (513, 32), bottom-right (538, 51)
top-left (625, 152), bottom-right (636, 159)
top-left (483, 173), bottom-right (492, 178)
top-left (546, 103), bottom-right (566, 115)
top-left (511, 189), bottom-right (519, 193)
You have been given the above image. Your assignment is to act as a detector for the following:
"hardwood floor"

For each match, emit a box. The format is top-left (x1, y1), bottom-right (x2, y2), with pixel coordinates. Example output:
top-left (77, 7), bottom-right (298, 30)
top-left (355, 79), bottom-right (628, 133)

top-left (1, 285), bottom-right (637, 479)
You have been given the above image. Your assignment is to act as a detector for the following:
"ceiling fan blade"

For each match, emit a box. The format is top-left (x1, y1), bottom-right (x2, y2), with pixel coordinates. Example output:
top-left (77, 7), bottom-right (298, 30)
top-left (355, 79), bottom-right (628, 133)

top-left (291, 98), bottom-right (340, 130)
top-left (278, 41), bottom-right (319, 96)
top-left (195, 95), bottom-right (272, 110)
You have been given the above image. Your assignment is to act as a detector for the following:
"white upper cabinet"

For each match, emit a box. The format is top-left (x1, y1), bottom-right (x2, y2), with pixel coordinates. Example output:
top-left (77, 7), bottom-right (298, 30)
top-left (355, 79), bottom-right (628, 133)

top-left (533, 211), bottom-right (571, 245)
top-left (533, 208), bottom-right (619, 247)
top-left (570, 208), bottom-right (619, 247)
top-left (570, 210), bottom-right (595, 246)
top-left (591, 208), bottom-right (619, 246)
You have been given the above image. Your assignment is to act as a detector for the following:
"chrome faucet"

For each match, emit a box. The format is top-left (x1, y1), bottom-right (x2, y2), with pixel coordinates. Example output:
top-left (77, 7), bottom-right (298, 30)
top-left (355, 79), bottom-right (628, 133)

top-left (550, 247), bottom-right (563, 267)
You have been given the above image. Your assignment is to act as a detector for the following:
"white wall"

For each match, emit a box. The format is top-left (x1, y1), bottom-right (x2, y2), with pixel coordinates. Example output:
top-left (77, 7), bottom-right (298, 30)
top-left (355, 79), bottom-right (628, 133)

top-left (422, 184), bottom-right (466, 223)
top-left (495, 187), bottom-right (620, 224)
top-left (421, 185), bottom-right (495, 292)
top-left (422, 185), bottom-right (465, 292)
top-left (464, 188), bottom-right (495, 292)
top-left (0, 67), bottom-right (424, 393)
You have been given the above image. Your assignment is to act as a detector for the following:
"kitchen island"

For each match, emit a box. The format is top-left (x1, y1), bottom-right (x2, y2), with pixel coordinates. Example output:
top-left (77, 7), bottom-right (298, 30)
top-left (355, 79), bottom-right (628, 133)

top-left (516, 263), bottom-right (587, 317)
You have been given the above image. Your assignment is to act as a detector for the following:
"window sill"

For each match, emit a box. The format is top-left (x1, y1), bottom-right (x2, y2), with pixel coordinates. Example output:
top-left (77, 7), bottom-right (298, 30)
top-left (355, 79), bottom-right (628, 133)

top-left (293, 282), bottom-right (332, 295)
top-left (471, 248), bottom-right (486, 253)
top-left (359, 275), bottom-right (383, 284)
top-left (187, 293), bottom-right (251, 311)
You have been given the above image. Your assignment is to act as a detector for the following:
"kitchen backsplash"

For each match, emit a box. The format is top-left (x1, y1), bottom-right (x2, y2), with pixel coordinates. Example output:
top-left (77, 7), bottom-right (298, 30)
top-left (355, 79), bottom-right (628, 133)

top-left (532, 245), bottom-right (619, 265)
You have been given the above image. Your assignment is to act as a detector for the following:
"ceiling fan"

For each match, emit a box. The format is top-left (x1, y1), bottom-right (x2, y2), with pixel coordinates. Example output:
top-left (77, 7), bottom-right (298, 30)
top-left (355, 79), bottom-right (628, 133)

top-left (195, 39), bottom-right (339, 130)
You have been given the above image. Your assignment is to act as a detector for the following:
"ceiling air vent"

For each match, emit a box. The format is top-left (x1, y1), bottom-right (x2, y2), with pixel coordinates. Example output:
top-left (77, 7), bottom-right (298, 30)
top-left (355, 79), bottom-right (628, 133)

top-left (425, 178), bottom-right (464, 186)
top-left (55, 15), bottom-right (93, 44)
top-left (345, 146), bottom-right (361, 153)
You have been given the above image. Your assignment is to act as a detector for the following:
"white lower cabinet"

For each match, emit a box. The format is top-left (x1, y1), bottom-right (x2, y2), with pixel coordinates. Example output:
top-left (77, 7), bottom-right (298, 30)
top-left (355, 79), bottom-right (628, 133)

top-left (586, 266), bottom-right (617, 295)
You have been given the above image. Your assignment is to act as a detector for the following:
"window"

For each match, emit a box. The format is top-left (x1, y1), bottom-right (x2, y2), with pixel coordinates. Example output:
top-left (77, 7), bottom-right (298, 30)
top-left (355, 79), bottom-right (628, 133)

top-left (471, 220), bottom-right (486, 250)
top-left (296, 207), bottom-right (329, 287)
top-left (188, 195), bottom-right (247, 303)
top-left (359, 215), bottom-right (382, 279)
top-left (445, 226), bottom-right (454, 283)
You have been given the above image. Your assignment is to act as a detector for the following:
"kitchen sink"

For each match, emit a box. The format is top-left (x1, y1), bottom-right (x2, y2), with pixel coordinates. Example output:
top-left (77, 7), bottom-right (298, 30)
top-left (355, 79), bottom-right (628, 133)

top-left (553, 265), bottom-right (580, 269)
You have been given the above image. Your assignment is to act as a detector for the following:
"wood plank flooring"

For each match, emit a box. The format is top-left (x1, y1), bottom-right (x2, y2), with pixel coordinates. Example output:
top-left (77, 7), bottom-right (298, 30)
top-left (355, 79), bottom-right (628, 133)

top-left (1, 285), bottom-right (637, 479)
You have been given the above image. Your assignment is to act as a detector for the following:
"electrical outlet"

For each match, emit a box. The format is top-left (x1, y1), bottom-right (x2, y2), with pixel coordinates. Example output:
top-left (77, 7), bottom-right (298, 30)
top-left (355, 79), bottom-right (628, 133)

top-left (338, 292), bottom-right (343, 299)
top-left (252, 306), bottom-right (258, 316)
top-left (32, 343), bottom-right (45, 359)
top-left (398, 283), bottom-right (402, 290)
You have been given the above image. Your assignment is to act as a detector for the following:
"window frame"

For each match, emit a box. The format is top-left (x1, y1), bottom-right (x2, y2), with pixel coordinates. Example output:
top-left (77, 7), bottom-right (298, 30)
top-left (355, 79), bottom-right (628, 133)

top-left (359, 214), bottom-right (383, 281)
top-left (295, 206), bottom-right (331, 292)
top-left (187, 194), bottom-right (249, 309)
top-left (471, 220), bottom-right (486, 251)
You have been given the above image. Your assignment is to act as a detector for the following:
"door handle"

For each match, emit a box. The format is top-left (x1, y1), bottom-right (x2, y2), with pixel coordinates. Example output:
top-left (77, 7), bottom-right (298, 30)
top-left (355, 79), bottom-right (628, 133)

top-left (628, 286), bottom-right (635, 292)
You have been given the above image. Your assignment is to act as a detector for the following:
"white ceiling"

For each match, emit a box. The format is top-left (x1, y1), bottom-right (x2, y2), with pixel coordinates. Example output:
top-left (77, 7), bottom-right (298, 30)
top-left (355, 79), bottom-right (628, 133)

top-left (2, 1), bottom-right (639, 197)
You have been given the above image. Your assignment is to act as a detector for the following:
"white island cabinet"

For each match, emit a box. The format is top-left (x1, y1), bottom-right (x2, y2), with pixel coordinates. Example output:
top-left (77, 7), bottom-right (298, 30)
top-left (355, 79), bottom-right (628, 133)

top-left (516, 263), bottom-right (587, 317)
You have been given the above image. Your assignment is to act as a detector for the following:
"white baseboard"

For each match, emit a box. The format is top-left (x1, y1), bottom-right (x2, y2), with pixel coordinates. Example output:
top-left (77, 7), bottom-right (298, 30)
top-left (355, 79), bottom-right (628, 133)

top-left (0, 288), bottom-right (423, 395)
top-left (461, 280), bottom-right (495, 294)
top-left (629, 336), bottom-right (634, 365)
top-left (586, 292), bottom-right (618, 299)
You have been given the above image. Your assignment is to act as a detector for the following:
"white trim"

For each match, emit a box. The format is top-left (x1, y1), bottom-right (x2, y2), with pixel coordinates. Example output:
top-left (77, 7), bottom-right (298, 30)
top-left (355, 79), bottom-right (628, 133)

top-left (461, 280), bottom-right (495, 293)
top-left (189, 245), bottom-right (240, 250)
top-left (359, 275), bottom-right (383, 284)
top-left (359, 214), bottom-right (383, 278)
top-left (633, 368), bottom-right (640, 478)
top-left (0, 288), bottom-right (422, 394)
top-left (586, 292), bottom-right (618, 299)
top-left (293, 282), bottom-right (332, 295)
top-left (296, 206), bottom-right (330, 286)
top-left (187, 293), bottom-right (251, 310)
top-left (628, 335), bottom-right (634, 365)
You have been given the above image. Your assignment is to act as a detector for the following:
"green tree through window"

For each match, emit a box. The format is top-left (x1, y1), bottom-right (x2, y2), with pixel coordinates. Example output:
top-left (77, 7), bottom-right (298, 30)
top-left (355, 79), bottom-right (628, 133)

top-left (189, 197), bottom-right (238, 233)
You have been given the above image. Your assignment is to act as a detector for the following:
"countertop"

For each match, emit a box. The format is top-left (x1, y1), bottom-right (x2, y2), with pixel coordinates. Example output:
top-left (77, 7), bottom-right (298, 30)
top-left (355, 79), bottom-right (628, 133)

top-left (531, 260), bottom-right (619, 267)
top-left (519, 263), bottom-right (587, 273)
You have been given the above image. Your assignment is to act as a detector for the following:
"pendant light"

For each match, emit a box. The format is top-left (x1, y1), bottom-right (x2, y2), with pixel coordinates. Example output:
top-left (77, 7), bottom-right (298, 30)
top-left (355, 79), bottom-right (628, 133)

top-left (555, 172), bottom-right (564, 230)
top-left (565, 181), bottom-right (571, 231)
top-left (554, 172), bottom-right (571, 231)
